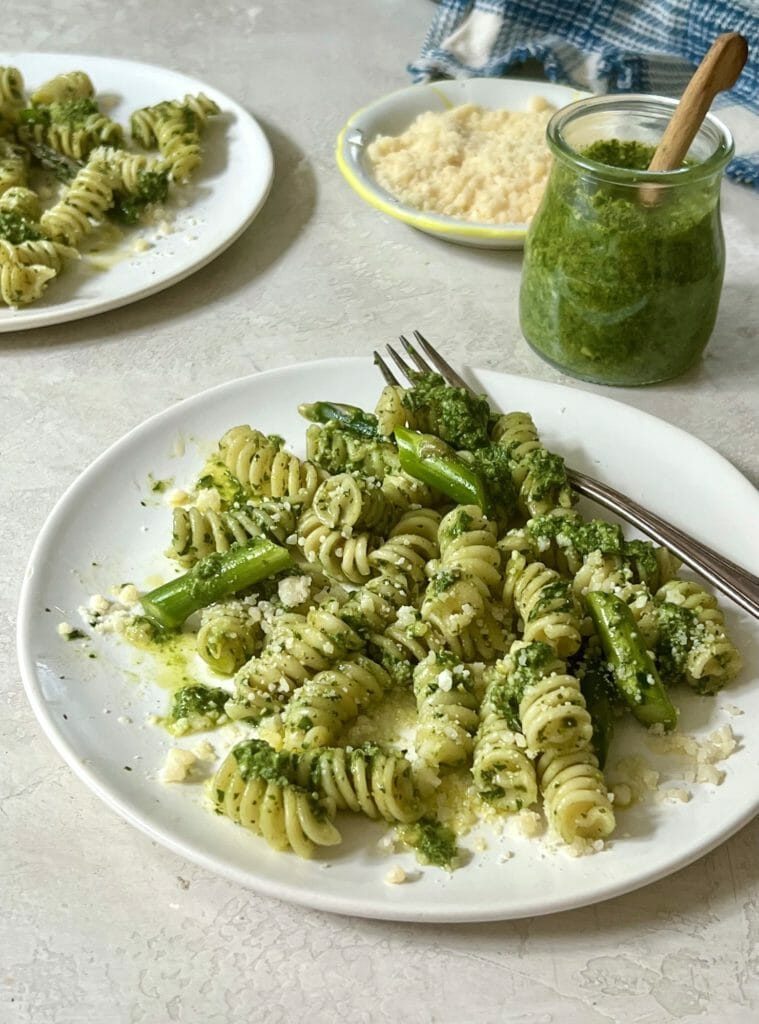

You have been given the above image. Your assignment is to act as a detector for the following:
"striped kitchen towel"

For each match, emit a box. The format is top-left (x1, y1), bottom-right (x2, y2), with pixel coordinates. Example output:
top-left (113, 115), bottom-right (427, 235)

top-left (410, 0), bottom-right (759, 184)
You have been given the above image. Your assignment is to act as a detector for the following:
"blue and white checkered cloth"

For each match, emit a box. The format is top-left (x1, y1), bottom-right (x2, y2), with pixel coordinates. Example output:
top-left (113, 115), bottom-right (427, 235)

top-left (410, 0), bottom-right (759, 185)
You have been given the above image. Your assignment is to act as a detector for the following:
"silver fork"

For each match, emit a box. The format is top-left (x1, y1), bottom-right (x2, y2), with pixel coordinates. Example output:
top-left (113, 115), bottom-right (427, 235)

top-left (374, 330), bottom-right (759, 620)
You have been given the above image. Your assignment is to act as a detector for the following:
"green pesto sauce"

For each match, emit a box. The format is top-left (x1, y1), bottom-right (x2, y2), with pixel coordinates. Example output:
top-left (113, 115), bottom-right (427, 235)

top-left (582, 138), bottom-right (657, 170)
top-left (439, 506), bottom-right (474, 541)
top-left (368, 640), bottom-right (413, 686)
top-left (165, 683), bottom-right (229, 736)
top-left (233, 738), bottom-right (298, 786)
top-left (526, 513), bottom-right (664, 587)
top-left (654, 601), bottom-right (696, 686)
top-left (427, 567), bottom-right (462, 596)
top-left (397, 817), bottom-right (459, 869)
top-left (194, 460), bottom-right (248, 506)
top-left (402, 372), bottom-right (491, 451)
top-left (578, 655), bottom-right (616, 768)
top-left (528, 579), bottom-right (572, 620)
top-left (521, 449), bottom-right (569, 501)
top-left (520, 138), bottom-right (725, 386)
top-left (468, 445), bottom-right (518, 524)
top-left (0, 210), bottom-right (43, 244)
top-left (112, 169), bottom-right (170, 225)
top-left (307, 422), bottom-right (401, 478)
top-left (148, 473), bottom-right (173, 494)
top-left (487, 677), bottom-right (522, 732)
top-left (51, 97), bottom-right (99, 126)
top-left (63, 627), bottom-right (88, 641)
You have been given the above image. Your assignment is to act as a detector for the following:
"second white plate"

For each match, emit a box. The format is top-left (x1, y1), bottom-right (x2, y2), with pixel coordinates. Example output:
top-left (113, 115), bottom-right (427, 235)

top-left (0, 52), bottom-right (274, 331)
top-left (336, 78), bottom-right (587, 249)
top-left (17, 358), bottom-right (759, 921)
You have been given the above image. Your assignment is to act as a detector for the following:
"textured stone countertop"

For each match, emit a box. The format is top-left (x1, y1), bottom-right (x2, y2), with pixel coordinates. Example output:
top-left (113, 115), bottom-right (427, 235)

top-left (3, 2), bottom-right (759, 1022)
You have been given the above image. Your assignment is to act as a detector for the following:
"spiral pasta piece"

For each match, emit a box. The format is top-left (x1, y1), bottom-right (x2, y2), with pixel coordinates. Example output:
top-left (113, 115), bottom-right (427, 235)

top-left (0, 185), bottom-right (40, 219)
top-left (518, 660), bottom-right (594, 757)
top-left (0, 139), bottom-right (27, 195)
top-left (368, 507), bottom-right (441, 590)
top-left (437, 505), bottom-right (501, 598)
top-left (90, 145), bottom-right (167, 193)
top-left (0, 240), bottom-right (55, 305)
top-left (491, 411), bottom-right (574, 517)
top-left (40, 155), bottom-right (116, 246)
top-left (492, 410), bottom-right (544, 461)
top-left (14, 239), bottom-right (78, 274)
top-left (368, 607), bottom-right (442, 686)
top-left (296, 745), bottom-right (423, 823)
top-left (0, 66), bottom-right (24, 105)
top-left (503, 509), bottom-right (680, 593)
top-left (374, 384), bottom-right (409, 436)
top-left (655, 579), bottom-right (742, 692)
top-left (380, 470), bottom-right (439, 512)
top-left (421, 569), bottom-right (507, 661)
top-left (230, 607), bottom-right (364, 719)
top-left (312, 472), bottom-right (395, 533)
top-left (306, 422), bottom-right (401, 479)
top-left (339, 573), bottom-right (410, 636)
top-left (181, 93), bottom-right (221, 126)
top-left (297, 510), bottom-right (375, 584)
top-left (537, 746), bottom-right (615, 844)
top-left (30, 70), bottom-right (94, 104)
top-left (498, 509), bottom-right (586, 577)
top-left (503, 552), bottom-right (583, 659)
top-left (130, 94), bottom-right (219, 182)
top-left (282, 655), bottom-right (392, 749)
top-left (413, 652), bottom-right (480, 768)
top-left (472, 671), bottom-right (538, 814)
top-left (168, 499), bottom-right (297, 565)
top-left (220, 425), bottom-right (321, 506)
top-left (19, 109), bottom-right (123, 161)
top-left (213, 741), bottom-right (341, 858)
top-left (196, 600), bottom-right (264, 675)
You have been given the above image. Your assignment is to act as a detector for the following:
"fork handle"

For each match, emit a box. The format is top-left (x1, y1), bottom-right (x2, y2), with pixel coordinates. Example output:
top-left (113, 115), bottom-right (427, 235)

top-left (567, 468), bottom-right (759, 619)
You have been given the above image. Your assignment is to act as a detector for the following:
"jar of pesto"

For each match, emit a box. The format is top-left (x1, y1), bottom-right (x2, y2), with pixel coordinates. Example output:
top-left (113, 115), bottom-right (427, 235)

top-left (519, 95), bottom-right (734, 385)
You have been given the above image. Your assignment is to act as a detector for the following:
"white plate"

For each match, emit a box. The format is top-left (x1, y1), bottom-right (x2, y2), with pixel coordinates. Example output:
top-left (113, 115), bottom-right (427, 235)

top-left (336, 78), bottom-right (587, 249)
top-left (0, 53), bottom-right (273, 331)
top-left (17, 358), bottom-right (759, 922)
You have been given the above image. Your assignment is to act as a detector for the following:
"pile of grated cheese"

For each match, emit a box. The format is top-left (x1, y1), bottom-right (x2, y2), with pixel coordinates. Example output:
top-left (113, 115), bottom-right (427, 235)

top-left (367, 99), bottom-right (555, 224)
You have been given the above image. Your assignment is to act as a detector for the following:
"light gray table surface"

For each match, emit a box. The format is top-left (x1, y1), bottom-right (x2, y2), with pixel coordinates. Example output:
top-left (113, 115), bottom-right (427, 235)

top-left (3, 3), bottom-right (758, 1022)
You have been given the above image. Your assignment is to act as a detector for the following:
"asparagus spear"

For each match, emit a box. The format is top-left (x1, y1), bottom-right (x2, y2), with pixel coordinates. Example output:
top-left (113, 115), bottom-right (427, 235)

top-left (298, 401), bottom-right (379, 439)
top-left (24, 139), bottom-right (82, 182)
top-left (142, 537), bottom-right (292, 629)
top-left (579, 654), bottom-right (616, 768)
top-left (585, 591), bottom-right (677, 731)
top-left (300, 403), bottom-right (493, 512)
top-left (394, 426), bottom-right (489, 511)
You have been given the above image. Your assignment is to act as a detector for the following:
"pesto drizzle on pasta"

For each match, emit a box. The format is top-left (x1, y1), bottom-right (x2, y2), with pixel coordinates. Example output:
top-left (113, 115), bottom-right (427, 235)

top-left (0, 63), bottom-right (224, 307)
top-left (99, 372), bottom-right (743, 865)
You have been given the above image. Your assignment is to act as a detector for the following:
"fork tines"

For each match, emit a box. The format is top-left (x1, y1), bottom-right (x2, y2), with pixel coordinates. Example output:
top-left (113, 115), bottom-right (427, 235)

top-left (373, 330), bottom-right (475, 395)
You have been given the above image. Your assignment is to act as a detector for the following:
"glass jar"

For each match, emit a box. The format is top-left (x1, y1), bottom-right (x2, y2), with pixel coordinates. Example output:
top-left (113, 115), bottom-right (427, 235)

top-left (519, 95), bottom-right (734, 386)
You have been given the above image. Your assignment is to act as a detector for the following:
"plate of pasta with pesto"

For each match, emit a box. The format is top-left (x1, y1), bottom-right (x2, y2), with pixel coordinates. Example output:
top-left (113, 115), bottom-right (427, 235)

top-left (0, 53), bottom-right (273, 330)
top-left (16, 357), bottom-right (759, 921)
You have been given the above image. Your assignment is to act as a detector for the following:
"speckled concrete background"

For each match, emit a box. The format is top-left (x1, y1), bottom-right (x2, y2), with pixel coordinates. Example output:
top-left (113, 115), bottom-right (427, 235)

top-left (2, 3), bottom-right (758, 1022)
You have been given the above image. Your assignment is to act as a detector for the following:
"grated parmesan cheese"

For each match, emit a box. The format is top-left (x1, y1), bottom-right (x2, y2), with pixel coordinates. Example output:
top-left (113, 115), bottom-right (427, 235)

top-left (367, 100), bottom-right (555, 224)
top-left (277, 575), bottom-right (311, 608)
top-left (194, 487), bottom-right (222, 514)
top-left (160, 748), bottom-right (197, 783)
top-left (384, 865), bottom-right (407, 885)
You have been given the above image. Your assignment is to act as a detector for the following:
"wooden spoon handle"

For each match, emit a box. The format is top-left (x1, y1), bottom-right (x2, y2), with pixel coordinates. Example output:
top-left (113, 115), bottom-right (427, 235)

top-left (647, 32), bottom-right (748, 172)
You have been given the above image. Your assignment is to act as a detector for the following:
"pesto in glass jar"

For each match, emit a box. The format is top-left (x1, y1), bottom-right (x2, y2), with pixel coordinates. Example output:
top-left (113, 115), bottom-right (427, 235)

top-left (519, 95), bottom-right (734, 385)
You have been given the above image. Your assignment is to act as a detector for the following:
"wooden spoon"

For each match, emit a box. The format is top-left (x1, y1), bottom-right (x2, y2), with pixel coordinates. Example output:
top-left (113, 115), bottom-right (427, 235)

top-left (647, 32), bottom-right (748, 175)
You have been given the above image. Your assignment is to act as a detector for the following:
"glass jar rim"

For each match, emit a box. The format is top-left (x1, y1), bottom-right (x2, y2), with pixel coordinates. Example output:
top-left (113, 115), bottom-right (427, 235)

top-left (547, 93), bottom-right (735, 185)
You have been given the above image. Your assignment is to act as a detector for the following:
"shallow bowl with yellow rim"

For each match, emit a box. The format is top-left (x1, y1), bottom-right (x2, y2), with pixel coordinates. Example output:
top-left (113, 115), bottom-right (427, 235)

top-left (336, 77), bottom-right (588, 250)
